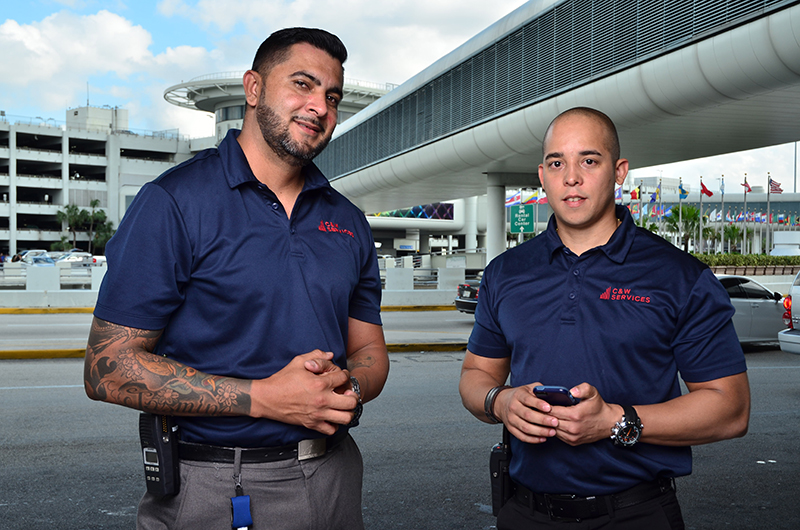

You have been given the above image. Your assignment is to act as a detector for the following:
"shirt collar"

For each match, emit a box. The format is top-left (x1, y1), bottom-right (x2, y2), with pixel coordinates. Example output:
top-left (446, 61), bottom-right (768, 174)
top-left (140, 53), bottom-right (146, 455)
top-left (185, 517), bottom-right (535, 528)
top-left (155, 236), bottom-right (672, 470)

top-left (545, 204), bottom-right (636, 264)
top-left (218, 128), bottom-right (333, 198)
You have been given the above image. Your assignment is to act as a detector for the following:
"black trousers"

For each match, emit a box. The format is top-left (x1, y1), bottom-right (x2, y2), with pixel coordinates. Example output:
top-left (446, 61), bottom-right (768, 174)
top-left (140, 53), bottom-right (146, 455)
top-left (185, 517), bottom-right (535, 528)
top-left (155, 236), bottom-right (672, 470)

top-left (497, 488), bottom-right (685, 530)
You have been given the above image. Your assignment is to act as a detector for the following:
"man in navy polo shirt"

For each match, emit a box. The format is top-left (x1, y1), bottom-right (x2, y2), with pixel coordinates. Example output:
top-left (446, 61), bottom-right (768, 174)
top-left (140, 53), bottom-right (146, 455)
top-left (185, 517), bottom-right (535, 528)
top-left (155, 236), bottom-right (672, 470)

top-left (84, 28), bottom-right (389, 530)
top-left (459, 107), bottom-right (750, 529)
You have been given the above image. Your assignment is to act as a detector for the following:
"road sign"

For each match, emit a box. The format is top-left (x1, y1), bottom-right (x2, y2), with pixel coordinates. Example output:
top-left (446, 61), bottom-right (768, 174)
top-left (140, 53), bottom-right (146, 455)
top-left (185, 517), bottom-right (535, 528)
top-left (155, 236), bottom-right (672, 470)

top-left (509, 204), bottom-right (534, 233)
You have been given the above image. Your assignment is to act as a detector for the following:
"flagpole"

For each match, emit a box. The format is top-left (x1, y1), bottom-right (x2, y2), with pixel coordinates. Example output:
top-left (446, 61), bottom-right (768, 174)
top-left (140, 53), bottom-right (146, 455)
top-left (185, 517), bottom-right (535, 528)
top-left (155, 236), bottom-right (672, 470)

top-left (699, 176), bottom-right (704, 253)
top-left (638, 180), bottom-right (643, 228)
top-left (767, 171), bottom-right (772, 253)
top-left (743, 173), bottom-right (748, 255)
top-left (678, 178), bottom-right (683, 249)
top-left (720, 176), bottom-right (725, 254)
top-left (658, 178), bottom-right (663, 235)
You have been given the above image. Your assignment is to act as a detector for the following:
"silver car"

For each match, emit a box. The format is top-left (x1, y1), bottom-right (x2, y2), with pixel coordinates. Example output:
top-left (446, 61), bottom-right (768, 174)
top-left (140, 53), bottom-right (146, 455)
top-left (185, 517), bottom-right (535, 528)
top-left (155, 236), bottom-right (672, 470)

top-left (716, 275), bottom-right (786, 343)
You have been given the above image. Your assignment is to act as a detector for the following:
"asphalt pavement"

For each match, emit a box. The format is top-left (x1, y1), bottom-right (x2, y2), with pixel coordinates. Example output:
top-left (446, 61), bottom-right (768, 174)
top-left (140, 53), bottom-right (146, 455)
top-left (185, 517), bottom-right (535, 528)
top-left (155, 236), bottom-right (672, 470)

top-left (0, 307), bottom-right (475, 358)
top-left (1, 346), bottom-right (799, 529)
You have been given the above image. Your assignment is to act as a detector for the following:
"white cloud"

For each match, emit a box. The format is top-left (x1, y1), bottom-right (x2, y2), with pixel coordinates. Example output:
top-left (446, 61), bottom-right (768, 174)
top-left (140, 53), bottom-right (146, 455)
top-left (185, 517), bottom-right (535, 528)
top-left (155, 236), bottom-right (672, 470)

top-left (156, 0), bottom-right (529, 84)
top-left (0, 9), bottom-right (225, 135)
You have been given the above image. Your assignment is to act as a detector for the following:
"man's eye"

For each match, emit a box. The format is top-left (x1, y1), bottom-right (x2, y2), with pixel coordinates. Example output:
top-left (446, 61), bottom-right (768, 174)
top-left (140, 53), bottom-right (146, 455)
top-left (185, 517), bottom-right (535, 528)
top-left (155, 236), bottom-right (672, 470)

top-left (551, 161), bottom-right (562, 168)
top-left (585, 159), bottom-right (596, 165)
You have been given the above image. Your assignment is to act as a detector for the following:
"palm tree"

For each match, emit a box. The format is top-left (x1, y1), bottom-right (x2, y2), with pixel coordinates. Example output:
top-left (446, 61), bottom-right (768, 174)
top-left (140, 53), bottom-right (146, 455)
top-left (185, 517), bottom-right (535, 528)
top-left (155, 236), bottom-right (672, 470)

top-left (663, 205), bottom-right (700, 252)
top-left (56, 204), bottom-right (89, 249)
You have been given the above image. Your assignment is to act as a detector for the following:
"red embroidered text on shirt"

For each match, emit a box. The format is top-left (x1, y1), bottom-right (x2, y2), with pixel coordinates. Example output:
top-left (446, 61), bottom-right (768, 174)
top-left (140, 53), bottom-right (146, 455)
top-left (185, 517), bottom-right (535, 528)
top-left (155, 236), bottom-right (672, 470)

top-left (318, 220), bottom-right (354, 238)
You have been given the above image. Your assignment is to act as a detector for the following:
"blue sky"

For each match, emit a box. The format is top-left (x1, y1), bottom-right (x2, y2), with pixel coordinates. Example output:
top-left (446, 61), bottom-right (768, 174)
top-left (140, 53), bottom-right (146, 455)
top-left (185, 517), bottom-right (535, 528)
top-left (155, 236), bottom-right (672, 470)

top-left (1, 0), bottom-right (797, 193)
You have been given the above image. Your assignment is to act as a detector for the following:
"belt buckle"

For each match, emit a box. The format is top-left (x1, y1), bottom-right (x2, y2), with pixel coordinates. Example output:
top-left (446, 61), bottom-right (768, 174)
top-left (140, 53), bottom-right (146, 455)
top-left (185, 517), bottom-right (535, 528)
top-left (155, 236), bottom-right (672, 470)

top-left (297, 438), bottom-right (327, 461)
top-left (544, 494), bottom-right (586, 522)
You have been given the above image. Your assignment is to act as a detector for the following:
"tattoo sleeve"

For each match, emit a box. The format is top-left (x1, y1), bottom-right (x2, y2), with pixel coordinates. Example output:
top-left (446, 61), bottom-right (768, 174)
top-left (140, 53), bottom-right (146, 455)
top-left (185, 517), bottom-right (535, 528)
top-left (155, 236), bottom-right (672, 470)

top-left (84, 318), bottom-right (252, 416)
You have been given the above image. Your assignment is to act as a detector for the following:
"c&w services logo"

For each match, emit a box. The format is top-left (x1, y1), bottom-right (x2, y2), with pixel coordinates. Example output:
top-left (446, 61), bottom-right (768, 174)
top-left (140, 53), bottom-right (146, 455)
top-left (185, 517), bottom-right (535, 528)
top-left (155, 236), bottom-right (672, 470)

top-left (600, 286), bottom-right (650, 304)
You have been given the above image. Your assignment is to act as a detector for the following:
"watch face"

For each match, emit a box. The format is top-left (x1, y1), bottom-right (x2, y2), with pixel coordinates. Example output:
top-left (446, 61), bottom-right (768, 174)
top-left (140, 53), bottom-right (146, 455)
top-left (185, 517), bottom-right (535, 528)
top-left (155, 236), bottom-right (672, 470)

top-left (617, 424), bottom-right (640, 444)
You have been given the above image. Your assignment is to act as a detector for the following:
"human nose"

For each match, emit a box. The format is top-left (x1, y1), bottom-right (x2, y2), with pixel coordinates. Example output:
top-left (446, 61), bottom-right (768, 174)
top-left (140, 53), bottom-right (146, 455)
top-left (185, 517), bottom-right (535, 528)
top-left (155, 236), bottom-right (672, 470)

top-left (563, 165), bottom-right (582, 186)
top-left (305, 91), bottom-right (328, 118)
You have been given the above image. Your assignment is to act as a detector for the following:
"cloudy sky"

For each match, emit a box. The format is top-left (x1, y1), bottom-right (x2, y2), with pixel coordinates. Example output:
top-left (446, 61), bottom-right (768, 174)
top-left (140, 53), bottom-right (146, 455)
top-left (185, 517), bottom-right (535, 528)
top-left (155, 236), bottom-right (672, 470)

top-left (1, 0), bottom-right (798, 193)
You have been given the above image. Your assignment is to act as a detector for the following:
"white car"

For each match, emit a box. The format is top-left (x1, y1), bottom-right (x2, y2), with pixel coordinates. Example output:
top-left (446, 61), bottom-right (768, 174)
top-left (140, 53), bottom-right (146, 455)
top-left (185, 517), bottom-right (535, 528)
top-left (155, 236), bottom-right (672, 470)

top-left (716, 275), bottom-right (786, 343)
top-left (778, 271), bottom-right (800, 354)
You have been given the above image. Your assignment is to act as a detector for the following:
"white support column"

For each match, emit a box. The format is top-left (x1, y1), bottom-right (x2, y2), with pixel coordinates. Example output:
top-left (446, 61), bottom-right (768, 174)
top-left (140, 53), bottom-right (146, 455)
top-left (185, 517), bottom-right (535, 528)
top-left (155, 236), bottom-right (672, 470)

top-left (486, 174), bottom-right (506, 263)
top-left (464, 195), bottom-right (478, 250)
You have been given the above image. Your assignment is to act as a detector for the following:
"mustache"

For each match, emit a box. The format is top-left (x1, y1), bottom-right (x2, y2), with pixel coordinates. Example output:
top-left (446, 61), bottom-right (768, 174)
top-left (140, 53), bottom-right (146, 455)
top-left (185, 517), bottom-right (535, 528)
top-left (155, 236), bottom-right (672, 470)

top-left (294, 115), bottom-right (325, 133)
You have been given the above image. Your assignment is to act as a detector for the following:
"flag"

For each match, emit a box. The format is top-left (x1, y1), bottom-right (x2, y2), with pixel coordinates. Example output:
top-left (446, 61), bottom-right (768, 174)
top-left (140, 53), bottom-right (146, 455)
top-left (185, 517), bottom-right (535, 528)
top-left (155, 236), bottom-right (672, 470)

top-left (538, 195), bottom-right (548, 204)
top-left (709, 209), bottom-right (717, 222)
top-left (770, 178), bottom-right (783, 194)
top-left (742, 181), bottom-right (752, 193)
top-left (505, 191), bottom-right (521, 206)
top-left (615, 187), bottom-right (622, 200)
top-left (700, 182), bottom-right (713, 197)
top-left (779, 213), bottom-right (786, 223)
top-left (523, 191), bottom-right (538, 204)
top-left (678, 184), bottom-right (688, 200)
top-left (630, 187), bottom-right (639, 200)
top-left (720, 180), bottom-right (725, 195)
top-left (649, 191), bottom-right (657, 203)
top-left (761, 213), bottom-right (767, 223)
top-left (664, 206), bottom-right (673, 217)
top-left (726, 210), bottom-right (732, 222)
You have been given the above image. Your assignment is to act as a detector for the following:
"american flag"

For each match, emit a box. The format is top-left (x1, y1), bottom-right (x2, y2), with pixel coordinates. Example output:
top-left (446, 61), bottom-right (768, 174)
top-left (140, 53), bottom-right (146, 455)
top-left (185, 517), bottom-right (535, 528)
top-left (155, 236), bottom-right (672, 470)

top-left (770, 178), bottom-right (783, 194)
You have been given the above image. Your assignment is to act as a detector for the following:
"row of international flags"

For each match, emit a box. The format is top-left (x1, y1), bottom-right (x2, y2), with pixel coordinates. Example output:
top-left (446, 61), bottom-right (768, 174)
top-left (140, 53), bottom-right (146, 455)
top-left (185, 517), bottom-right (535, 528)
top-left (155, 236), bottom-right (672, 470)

top-left (627, 203), bottom-right (799, 224)
top-left (624, 177), bottom-right (783, 202)
top-left (505, 190), bottom-right (548, 206)
top-left (506, 178), bottom-right (785, 208)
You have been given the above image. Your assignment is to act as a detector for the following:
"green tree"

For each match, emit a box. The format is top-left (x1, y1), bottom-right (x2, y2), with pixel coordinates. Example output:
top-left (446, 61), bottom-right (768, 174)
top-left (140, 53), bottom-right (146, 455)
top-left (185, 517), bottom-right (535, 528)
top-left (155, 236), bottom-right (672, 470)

top-left (92, 221), bottom-right (115, 253)
top-left (86, 199), bottom-right (103, 254)
top-left (56, 204), bottom-right (90, 249)
top-left (663, 205), bottom-right (700, 252)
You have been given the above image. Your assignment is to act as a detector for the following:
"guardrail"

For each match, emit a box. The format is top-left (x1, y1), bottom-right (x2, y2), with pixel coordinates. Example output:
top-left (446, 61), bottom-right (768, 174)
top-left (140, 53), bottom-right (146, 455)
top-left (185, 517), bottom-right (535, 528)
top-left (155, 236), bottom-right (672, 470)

top-left (0, 263), bottom-right (105, 290)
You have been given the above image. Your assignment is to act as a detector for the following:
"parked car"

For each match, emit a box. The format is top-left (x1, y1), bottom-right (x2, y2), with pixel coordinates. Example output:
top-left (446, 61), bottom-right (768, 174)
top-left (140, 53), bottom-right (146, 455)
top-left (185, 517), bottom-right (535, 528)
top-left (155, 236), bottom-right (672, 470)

top-left (455, 273), bottom-right (482, 314)
top-left (56, 251), bottom-right (93, 264)
top-left (778, 271), bottom-right (800, 354)
top-left (18, 249), bottom-right (48, 263)
top-left (716, 275), bottom-right (786, 343)
top-left (25, 255), bottom-right (56, 267)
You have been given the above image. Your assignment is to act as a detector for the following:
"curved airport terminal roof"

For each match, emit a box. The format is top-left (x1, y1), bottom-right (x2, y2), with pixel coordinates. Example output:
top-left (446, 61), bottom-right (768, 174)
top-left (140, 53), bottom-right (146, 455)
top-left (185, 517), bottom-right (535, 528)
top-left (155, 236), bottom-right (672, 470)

top-left (318, 0), bottom-right (800, 213)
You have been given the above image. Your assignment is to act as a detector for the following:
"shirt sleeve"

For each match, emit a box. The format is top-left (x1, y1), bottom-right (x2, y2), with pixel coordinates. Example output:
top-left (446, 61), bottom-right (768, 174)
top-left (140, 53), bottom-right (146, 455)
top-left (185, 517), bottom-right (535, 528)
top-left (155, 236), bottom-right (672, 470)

top-left (467, 265), bottom-right (512, 358)
top-left (671, 268), bottom-right (748, 382)
top-left (347, 212), bottom-right (382, 326)
top-left (94, 183), bottom-right (193, 330)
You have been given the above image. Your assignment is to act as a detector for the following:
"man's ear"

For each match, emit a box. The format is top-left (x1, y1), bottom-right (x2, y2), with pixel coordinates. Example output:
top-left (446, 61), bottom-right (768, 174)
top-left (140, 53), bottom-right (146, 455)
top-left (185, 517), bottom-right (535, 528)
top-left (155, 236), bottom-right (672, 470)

top-left (242, 70), bottom-right (262, 108)
top-left (615, 158), bottom-right (629, 186)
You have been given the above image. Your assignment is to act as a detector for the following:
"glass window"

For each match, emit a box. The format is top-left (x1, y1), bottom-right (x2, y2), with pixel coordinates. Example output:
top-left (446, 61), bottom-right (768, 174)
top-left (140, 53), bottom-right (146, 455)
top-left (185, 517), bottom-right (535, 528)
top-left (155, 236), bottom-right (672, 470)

top-left (739, 279), bottom-right (772, 300)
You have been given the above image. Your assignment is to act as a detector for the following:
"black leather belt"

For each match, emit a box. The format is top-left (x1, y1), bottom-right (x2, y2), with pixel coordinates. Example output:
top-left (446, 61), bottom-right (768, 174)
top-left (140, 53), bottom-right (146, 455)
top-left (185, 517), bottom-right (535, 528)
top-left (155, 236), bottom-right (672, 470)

top-left (515, 477), bottom-right (676, 522)
top-left (179, 429), bottom-right (348, 464)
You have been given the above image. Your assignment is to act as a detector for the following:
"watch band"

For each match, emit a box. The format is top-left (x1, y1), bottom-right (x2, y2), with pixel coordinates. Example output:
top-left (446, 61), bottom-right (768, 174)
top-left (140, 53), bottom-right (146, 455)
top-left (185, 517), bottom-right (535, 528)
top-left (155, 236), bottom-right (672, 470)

top-left (346, 376), bottom-right (362, 428)
top-left (611, 404), bottom-right (643, 447)
top-left (484, 385), bottom-right (510, 424)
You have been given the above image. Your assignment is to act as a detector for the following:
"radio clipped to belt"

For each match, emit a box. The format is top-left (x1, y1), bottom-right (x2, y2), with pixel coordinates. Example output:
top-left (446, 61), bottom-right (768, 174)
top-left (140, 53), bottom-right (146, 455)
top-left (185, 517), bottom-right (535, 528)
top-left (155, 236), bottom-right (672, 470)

top-left (489, 426), bottom-right (514, 516)
top-left (139, 413), bottom-right (180, 497)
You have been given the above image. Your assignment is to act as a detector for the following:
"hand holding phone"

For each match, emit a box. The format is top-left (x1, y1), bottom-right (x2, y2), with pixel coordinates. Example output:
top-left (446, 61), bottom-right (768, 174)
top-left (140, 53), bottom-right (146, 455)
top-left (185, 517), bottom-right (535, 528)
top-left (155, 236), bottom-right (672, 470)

top-left (533, 385), bottom-right (580, 407)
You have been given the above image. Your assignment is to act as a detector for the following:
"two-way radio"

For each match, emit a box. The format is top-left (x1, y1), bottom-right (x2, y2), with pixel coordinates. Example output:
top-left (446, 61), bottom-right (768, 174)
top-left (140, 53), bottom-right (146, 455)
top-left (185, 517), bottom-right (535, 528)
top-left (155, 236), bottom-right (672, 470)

top-left (139, 412), bottom-right (180, 497)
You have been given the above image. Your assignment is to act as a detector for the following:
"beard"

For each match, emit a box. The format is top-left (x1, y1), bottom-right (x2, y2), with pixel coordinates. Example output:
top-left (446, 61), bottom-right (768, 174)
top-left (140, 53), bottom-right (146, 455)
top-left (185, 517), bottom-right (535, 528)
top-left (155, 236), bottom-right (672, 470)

top-left (255, 89), bottom-right (331, 167)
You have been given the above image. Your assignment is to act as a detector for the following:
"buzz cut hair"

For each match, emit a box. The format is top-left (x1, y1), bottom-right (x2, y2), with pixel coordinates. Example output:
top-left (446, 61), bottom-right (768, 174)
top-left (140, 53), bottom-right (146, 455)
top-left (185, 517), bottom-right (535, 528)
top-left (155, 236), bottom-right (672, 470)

top-left (251, 27), bottom-right (348, 77)
top-left (543, 107), bottom-right (621, 162)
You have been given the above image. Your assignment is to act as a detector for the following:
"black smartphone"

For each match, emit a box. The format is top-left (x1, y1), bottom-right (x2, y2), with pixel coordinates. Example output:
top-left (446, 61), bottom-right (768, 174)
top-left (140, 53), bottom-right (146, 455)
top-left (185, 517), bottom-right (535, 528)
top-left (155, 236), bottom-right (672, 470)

top-left (533, 385), bottom-right (580, 406)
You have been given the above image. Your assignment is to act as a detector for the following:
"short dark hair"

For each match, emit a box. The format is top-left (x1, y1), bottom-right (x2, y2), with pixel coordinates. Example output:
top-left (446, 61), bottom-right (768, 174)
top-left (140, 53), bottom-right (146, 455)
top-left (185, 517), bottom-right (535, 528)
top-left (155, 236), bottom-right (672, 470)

top-left (544, 107), bottom-right (620, 162)
top-left (252, 27), bottom-right (347, 76)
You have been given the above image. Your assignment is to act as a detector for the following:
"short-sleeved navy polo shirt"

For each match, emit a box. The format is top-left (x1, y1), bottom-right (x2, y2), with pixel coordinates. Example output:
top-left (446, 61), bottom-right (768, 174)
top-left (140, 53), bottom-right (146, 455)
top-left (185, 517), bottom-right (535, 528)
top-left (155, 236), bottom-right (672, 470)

top-left (468, 205), bottom-right (746, 495)
top-left (95, 129), bottom-right (382, 447)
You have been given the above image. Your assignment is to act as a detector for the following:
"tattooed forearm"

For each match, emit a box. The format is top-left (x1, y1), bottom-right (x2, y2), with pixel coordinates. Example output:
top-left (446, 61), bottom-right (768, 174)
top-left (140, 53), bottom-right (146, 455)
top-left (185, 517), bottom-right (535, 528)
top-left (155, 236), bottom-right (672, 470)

top-left (84, 317), bottom-right (252, 416)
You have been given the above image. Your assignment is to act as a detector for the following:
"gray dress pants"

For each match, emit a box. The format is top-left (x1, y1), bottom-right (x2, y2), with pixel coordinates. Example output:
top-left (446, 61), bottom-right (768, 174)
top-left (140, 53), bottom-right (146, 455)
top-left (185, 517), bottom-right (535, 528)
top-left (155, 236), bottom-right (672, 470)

top-left (137, 434), bottom-right (364, 530)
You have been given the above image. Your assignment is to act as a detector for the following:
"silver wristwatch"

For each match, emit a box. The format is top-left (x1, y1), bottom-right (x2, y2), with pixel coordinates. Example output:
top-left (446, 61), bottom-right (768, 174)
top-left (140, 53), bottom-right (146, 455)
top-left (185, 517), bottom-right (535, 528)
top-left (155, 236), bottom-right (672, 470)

top-left (347, 376), bottom-right (362, 428)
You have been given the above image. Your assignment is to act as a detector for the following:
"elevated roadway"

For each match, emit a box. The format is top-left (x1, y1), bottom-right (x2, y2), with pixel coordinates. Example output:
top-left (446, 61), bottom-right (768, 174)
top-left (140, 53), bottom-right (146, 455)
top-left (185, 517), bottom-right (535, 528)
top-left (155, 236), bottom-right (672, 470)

top-left (318, 0), bottom-right (800, 260)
